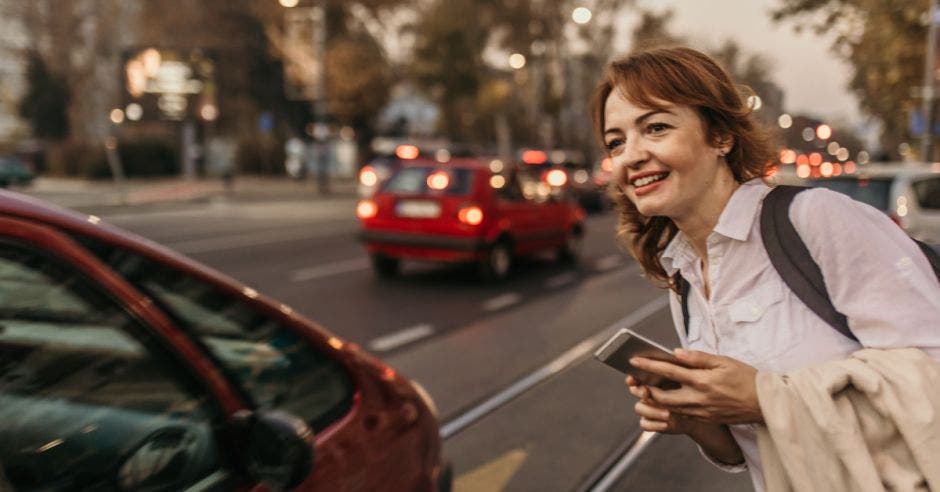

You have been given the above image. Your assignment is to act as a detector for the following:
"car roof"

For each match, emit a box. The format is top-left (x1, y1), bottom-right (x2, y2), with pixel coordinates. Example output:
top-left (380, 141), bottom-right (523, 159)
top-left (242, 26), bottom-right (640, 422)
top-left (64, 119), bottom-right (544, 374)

top-left (398, 157), bottom-right (492, 170)
top-left (801, 162), bottom-right (940, 182)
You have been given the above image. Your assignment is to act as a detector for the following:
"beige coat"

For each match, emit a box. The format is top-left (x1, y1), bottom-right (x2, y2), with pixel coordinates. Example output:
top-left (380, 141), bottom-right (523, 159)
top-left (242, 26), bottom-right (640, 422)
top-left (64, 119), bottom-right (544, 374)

top-left (755, 348), bottom-right (940, 492)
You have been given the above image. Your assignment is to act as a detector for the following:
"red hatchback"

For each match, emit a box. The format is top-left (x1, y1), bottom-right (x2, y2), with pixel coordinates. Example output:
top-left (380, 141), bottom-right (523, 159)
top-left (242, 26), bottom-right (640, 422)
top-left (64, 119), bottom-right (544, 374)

top-left (0, 191), bottom-right (449, 491)
top-left (357, 158), bottom-right (586, 280)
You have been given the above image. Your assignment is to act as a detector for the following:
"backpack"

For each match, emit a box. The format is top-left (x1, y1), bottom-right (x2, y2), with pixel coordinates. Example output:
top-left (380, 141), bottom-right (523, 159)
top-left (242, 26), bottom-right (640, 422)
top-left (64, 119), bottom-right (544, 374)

top-left (677, 185), bottom-right (940, 342)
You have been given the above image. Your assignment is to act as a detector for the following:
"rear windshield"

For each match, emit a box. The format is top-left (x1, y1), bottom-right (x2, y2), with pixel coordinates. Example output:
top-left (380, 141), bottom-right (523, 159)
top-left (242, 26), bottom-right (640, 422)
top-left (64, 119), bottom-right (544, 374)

top-left (912, 177), bottom-right (940, 210)
top-left (383, 167), bottom-right (474, 195)
top-left (807, 177), bottom-right (893, 211)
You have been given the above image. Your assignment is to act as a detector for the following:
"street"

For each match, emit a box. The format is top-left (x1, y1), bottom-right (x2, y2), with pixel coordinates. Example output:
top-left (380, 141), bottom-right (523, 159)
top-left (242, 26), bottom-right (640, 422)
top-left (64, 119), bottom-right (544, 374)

top-left (100, 194), bottom-right (753, 491)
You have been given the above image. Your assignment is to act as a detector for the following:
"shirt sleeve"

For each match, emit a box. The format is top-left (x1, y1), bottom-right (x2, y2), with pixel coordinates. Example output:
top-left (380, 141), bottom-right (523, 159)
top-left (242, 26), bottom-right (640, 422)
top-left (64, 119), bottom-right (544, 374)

top-left (696, 444), bottom-right (748, 473)
top-left (789, 188), bottom-right (940, 359)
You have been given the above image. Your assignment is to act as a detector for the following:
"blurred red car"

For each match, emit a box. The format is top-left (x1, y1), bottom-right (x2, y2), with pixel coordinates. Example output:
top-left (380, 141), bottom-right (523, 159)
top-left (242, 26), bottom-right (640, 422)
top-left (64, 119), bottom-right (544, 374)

top-left (357, 157), bottom-right (586, 280)
top-left (0, 191), bottom-right (449, 491)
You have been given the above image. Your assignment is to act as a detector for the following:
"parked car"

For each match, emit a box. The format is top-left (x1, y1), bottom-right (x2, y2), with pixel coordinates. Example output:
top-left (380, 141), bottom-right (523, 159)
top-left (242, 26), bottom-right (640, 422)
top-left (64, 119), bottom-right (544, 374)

top-left (805, 163), bottom-right (940, 245)
top-left (0, 190), bottom-right (450, 491)
top-left (356, 157), bottom-right (586, 280)
top-left (0, 156), bottom-right (34, 187)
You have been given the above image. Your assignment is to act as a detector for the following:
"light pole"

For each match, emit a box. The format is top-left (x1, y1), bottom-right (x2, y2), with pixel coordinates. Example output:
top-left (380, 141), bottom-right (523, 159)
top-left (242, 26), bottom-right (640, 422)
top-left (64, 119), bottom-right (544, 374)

top-left (922, 0), bottom-right (939, 162)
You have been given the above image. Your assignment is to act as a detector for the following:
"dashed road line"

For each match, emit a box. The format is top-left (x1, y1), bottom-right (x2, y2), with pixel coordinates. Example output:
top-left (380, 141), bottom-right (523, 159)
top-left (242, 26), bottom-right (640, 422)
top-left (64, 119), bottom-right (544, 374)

top-left (291, 257), bottom-right (371, 282)
top-left (483, 292), bottom-right (522, 312)
top-left (595, 255), bottom-right (625, 272)
top-left (368, 323), bottom-right (435, 352)
top-left (545, 272), bottom-right (577, 289)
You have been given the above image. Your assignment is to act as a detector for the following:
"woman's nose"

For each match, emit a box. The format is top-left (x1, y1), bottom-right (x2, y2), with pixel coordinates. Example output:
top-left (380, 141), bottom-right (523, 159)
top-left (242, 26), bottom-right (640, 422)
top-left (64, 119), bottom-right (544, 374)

top-left (617, 139), bottom-right (649, 170)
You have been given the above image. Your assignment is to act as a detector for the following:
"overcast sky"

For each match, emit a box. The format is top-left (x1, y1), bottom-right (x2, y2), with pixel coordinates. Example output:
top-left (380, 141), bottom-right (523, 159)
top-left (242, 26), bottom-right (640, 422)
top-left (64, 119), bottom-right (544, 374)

top-left (616, 0), bottom-right (866, 131)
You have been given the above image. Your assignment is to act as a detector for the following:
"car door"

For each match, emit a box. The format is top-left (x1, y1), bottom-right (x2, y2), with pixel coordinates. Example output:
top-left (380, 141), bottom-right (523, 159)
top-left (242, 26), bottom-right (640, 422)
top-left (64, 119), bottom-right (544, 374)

top-left (0, 216), bottom-right (250, 491)
top-left (493, 169), bottom-right (540, 252)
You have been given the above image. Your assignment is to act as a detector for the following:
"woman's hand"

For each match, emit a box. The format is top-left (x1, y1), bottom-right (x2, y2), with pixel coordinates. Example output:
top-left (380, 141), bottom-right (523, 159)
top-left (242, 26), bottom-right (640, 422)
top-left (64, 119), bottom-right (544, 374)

top-left (627, 375), bottom-right (698, 434)
top-left (629, 349), bottom-right (763, 425)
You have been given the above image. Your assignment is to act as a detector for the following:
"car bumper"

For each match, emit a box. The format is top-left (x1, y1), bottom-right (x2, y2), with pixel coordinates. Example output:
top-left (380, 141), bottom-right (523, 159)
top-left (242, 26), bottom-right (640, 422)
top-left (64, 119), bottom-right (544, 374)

top-left (359, 230), bottom-right (485, 252)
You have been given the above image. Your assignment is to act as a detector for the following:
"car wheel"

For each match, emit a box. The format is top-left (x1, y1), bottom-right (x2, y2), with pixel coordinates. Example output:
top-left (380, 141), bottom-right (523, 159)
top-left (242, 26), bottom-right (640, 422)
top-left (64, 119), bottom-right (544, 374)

top-left (371, 255), bottom-right (400, 278)
top-left (558, 226), bottom-right (584, 264)
top-left (479, 240), bottom-right (512, 281)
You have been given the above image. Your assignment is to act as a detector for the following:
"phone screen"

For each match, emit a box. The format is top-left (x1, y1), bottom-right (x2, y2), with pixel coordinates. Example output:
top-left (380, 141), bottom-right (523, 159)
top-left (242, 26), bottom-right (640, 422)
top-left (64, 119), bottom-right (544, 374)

top-left (594, 329), bottom-right (683, 389)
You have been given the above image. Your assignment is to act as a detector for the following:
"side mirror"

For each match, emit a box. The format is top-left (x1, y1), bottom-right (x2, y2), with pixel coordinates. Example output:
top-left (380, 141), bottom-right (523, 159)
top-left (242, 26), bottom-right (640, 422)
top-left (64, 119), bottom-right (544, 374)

top-left (235, 410), bottom-right (315, 490)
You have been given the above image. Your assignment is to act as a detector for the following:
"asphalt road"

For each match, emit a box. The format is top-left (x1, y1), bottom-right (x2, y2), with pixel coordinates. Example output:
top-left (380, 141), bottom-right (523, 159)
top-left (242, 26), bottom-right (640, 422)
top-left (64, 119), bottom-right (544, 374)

top-left (101, 196), bottom-right (754, 492)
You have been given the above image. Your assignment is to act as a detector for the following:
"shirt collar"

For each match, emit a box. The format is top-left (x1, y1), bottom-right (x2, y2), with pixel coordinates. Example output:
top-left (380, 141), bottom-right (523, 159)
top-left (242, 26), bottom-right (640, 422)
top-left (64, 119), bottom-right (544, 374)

top-left (660, 179), bottom-right (770, 275)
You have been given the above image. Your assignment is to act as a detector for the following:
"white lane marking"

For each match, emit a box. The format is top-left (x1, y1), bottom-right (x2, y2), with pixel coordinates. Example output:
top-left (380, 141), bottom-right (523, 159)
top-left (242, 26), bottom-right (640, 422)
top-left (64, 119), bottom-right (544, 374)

top-left (291, 257), bottom-right (371, 282)
top-left (595, 255), bottom-right (625, 271)
top-left (440, 294), bottom-right (669, 440)
top-left (589, 432), bottom-right (660, 492)
top-left (172, 225), bottom-right (352, 254)
top-left (545, 272), bottom-right (577, 289)
top-left (483, 292), bottom-right (522, 312)
top-left (369, 324), bottom-right (435, 352)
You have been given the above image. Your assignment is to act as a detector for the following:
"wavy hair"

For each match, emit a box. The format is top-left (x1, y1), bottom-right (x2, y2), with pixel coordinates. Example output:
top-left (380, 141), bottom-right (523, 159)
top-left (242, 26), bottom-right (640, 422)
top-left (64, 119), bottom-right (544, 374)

top-left (591, 47), bottom-right (776, 289)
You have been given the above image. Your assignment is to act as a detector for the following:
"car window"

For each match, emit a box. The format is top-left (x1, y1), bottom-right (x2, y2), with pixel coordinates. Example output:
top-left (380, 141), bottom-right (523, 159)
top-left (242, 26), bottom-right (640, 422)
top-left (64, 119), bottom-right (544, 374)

top-left (383, 166), bottom-right (474, 195)
top-left (808, 177), bottom-right (893, 211)
top-left (0, 239), bottom-right (232, 491)
top-left (76, 236), bottom-right (355, 432)
top-left (912, 177), bottom-right (940, 210)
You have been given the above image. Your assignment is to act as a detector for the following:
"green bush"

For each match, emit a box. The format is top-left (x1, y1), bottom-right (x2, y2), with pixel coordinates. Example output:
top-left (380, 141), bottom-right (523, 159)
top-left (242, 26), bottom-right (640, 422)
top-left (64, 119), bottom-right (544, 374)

top-left (118, 140), bottom-right (178, 177)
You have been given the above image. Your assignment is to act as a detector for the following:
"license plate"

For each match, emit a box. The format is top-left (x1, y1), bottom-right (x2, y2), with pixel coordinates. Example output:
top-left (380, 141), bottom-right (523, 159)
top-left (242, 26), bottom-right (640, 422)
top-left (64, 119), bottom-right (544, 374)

top-left (395, 200), bottom-right (441, 218)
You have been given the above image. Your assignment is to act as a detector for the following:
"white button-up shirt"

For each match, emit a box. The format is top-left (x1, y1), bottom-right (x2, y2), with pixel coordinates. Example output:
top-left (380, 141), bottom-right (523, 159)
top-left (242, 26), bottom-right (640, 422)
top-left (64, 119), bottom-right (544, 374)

top-left (661, 179), bottom-right (940, 492)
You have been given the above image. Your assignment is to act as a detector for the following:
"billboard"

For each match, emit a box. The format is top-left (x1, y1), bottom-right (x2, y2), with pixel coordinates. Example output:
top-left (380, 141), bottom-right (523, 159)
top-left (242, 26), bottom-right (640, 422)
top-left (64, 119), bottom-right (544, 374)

top-left (123, 48), bottom-right (217, 122)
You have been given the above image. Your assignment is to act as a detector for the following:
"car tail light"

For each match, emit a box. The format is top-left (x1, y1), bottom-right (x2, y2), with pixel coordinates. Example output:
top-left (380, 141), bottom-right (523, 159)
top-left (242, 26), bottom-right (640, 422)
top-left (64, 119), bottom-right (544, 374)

top-left (357, 199), bottom-right (378, 219)
top-left (359, 165), bottom-right (378, 187)
top-left (544, 169), bottom-right (567, 187)
top-left (457, 205), bottom-right (484, 226)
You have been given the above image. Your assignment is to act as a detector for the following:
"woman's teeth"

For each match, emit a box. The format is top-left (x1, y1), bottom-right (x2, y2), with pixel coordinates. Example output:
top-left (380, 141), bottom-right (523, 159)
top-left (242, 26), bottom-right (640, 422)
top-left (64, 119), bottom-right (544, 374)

top-left (633, 173), bottom-right (668, 187)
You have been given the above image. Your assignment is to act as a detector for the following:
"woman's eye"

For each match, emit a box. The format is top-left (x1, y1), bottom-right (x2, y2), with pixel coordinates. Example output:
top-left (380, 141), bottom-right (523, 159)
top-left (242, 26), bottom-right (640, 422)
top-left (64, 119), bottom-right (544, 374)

top-left (604, 138), bottom-right (624, 151)
top-left (647, 123), bottom-right (670, 134)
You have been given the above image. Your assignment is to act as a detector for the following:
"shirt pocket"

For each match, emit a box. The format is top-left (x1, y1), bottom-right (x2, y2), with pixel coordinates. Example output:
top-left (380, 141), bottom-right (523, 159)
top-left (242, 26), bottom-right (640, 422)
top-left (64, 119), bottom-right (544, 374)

top-left (727, 282), bottom-right (795, 362)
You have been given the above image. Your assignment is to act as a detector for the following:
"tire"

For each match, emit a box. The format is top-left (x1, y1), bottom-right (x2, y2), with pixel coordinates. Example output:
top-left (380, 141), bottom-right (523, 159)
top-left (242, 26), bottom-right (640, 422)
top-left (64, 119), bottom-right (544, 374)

top-left (371, 254), bottom-right (400, 278)
top-left (478, 240), bottom-right (512, 281)
top-left (558, 225), bottom-right (584, 264)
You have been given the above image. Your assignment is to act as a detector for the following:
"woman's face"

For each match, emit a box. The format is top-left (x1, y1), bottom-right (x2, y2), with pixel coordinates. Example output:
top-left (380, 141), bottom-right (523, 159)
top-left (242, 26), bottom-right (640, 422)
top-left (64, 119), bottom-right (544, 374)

top-left (603, 89), bottom-right (731, 221)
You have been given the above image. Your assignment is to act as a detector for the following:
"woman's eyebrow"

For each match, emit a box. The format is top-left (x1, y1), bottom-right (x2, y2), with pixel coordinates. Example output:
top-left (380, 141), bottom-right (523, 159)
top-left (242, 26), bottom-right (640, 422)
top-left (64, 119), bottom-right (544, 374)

top-left (635, 109), bottom-right (674, 125)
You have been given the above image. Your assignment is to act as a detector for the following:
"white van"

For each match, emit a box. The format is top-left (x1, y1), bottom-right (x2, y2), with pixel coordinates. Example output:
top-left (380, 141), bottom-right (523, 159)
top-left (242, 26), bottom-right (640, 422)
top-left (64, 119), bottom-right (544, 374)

top-left (805, 163), bottom-right (940, 246)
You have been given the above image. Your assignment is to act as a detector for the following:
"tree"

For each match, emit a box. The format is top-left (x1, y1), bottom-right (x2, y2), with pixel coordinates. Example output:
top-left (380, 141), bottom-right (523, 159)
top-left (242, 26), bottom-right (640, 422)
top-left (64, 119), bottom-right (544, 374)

top-left (771, 1), bottom-right (929, 159)
top-left (18, 51), bottom-right (70, 140)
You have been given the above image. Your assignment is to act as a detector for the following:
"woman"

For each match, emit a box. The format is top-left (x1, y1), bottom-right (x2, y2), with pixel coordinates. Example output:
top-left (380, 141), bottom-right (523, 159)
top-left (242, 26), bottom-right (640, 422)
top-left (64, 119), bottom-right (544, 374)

top-left (592, 47), bottom-right (940, 490)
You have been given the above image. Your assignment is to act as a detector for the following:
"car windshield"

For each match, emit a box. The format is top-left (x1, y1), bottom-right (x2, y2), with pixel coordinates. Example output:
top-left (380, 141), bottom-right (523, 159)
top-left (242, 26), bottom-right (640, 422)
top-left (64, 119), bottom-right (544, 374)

top-left (383, 166), bottom-right (474, 195)
top-left (807, 177), bottom-right (893, 211)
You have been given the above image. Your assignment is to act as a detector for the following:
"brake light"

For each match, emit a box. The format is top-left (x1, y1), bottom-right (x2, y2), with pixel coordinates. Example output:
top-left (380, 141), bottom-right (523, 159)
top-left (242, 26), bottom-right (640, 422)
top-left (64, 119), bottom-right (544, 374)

top-left (359, 165), bottom-right (378, 187)
top-left (522, 149), bottom-right (547, 165)
top-left (458, 205), bottom-right (484, 225)
top-left (544, 169), bottom-right (567, 186)
top-left (357, 199), bottom-right (378, 219)
top-left (396, 144), bottom-right (420, 160)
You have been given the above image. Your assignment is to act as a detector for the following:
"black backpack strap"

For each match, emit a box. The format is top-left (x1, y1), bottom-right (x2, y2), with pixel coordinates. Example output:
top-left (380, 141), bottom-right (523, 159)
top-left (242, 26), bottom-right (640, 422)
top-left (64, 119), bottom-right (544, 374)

top-left (914, 239), bottom-right (940, 282)
top-left (676, 273), bottom-right (691, 336)
top-left (760, 185), bottom-right (857, 342)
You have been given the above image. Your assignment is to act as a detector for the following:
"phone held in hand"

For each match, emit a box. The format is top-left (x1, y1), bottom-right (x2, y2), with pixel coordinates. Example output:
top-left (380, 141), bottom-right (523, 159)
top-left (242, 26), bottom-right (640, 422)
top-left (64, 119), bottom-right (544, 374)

top-left (593, 328), bottom-right (684, 390)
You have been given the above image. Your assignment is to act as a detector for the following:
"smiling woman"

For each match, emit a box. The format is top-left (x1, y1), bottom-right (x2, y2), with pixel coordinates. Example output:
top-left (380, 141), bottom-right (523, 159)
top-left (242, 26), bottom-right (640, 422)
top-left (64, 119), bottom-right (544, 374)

top-left (590, 47), bottom-right (940, 492)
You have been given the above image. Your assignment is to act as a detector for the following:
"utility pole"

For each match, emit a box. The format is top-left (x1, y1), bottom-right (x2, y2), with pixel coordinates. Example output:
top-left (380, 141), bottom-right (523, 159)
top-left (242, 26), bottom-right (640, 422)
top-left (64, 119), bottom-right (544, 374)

top-left (922, 0), bottom-right (939, 162)
top-left (311, 3), bottom-right (330, 194)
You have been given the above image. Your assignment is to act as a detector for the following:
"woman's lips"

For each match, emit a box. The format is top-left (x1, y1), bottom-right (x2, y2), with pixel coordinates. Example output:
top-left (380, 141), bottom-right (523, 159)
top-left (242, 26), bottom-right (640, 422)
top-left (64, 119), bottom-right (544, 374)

top-left (633, 177), bottom-right (665, 196)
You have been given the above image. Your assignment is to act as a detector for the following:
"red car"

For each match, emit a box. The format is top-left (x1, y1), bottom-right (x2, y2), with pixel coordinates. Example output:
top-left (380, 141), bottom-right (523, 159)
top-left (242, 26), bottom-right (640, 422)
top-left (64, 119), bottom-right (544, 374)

top-left (357, 157), bottom-right (587, 280)
top-left (0, 191), bottom-right (449, 491)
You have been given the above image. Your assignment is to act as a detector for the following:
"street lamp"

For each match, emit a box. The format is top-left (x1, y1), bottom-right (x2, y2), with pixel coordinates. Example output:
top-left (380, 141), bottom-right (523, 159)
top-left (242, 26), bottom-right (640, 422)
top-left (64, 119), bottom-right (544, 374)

top-left (571, 7), bottom-right (592, 25)
top-left (279, 0), bottom-right (299, 7)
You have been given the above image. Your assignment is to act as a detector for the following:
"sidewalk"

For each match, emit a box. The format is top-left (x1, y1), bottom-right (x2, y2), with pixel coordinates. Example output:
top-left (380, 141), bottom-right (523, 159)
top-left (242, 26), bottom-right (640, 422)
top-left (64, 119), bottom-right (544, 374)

top-left (17, 175), bottom-right (357, 214)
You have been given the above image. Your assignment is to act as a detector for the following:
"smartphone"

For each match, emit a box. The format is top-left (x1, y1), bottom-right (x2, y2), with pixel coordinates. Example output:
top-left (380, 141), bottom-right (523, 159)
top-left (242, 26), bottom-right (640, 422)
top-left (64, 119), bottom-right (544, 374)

top-left (594, 328), bottom-right (684, 389)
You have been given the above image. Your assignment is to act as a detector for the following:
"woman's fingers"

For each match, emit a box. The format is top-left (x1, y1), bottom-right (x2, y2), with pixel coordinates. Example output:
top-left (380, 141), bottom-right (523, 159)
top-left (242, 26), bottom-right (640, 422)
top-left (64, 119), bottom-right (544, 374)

top-left (634, 400), bottom-right (669, 420)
